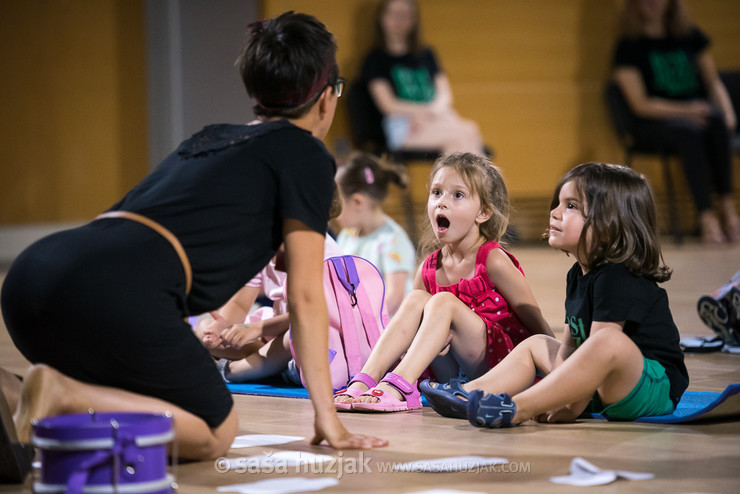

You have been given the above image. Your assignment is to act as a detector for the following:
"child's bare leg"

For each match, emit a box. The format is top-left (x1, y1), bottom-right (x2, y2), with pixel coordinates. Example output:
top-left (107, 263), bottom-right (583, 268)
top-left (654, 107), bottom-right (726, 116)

top-left (223, 333), bottom-right (292, 382)
top-left (14, 364), bottom-right (238, 460)
top-left (463, 334), bottom-right (561, 396)
top-left (509, 329), bottom-right (644, 424)
top-left (333, 290), bottom-right (430, 404)
top-left (356, 292), bottom-right (486, 403)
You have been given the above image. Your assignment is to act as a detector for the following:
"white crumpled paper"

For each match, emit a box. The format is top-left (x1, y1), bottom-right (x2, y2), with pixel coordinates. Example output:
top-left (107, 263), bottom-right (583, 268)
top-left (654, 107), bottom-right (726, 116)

top-left (550, 457), bottom-right (654, 486)
top-left (217, 477), bottom-right (338, 494)
top-left (230, 434), bottom-right (304, 449)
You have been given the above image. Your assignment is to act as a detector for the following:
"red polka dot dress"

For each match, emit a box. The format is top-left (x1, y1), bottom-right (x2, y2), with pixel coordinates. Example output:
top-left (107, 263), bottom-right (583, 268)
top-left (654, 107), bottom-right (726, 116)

top-left (421, 241), bottom-right (532, 368)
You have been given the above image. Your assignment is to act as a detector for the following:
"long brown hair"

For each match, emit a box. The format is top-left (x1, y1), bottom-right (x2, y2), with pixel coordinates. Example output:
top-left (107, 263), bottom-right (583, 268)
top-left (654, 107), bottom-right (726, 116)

top-left (619, 0), bottom-right (694, 38)
top-left (548, 162), bottom-right (671, 283)
top-left (372, 0), bottom-right (424, 55)
top-left (419, 153), bottom-right (510, 257)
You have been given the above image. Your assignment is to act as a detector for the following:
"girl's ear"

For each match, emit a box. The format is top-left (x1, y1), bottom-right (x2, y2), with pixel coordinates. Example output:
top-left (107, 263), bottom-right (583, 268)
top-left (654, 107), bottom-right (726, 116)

top-left (349, 192), bottom-right (367, 209)
top-left (475, 206), bottom-right (492, 225)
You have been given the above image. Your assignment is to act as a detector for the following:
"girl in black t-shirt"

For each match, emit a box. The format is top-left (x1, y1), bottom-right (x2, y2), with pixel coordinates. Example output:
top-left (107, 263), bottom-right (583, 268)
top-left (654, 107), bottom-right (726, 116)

top-left (423, 162), bottom-right (688, 428)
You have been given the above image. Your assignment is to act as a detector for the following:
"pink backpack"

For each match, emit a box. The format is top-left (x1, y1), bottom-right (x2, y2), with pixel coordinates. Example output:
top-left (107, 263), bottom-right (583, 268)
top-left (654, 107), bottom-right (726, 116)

top-left (290, 255), bottom-right (389, 390)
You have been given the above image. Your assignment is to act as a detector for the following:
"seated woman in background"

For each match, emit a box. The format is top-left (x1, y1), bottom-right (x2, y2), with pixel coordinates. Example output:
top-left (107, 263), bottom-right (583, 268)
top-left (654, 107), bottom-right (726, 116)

top-left (612, 0), bottom-right (739, 245)
top-left (335, 152), bottom-right (416, 316)
top-left (359, 0), bottom-right (485, 156)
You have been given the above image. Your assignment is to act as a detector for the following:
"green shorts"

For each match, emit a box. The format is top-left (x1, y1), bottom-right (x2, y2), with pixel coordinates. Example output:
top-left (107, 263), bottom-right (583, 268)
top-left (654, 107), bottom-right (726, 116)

top-left (591, 357), bottom-right (675, 421)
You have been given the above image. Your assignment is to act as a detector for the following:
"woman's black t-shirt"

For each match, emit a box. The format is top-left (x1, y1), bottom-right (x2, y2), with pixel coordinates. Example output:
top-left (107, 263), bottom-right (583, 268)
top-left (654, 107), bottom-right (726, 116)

top-left (110, 119), bottom-right (336, 314)
top-left (613, 27), bottom-right (710, 100)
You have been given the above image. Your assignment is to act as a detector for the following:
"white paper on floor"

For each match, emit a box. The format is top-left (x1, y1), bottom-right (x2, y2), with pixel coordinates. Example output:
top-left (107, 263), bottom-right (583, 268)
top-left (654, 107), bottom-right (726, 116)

top-left (393, 456), bottom-right (508, 473)
top-left (405, 490), bottom-right (487, 494)
top-left (549, 457), bottom-right (654, 486)
top-left (217, 477), bottom-right (338, 494)
top-left (230, 434), bottom-right (304, 449)
top-left (223, 450), bottom-right (334, 471)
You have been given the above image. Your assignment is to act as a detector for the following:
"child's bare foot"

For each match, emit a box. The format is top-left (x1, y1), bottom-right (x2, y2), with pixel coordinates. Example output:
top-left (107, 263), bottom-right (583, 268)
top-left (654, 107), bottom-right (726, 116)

top-left (350, 373), bottom-right (422, 412)
top-left (14, 364), bottom-right (67, 442)
top-left (353, 382), bottom-right (403, 403)
top-left (333, 382), bottom-right (370, 405)
top-left (333, 373), bottom-right (379, 410)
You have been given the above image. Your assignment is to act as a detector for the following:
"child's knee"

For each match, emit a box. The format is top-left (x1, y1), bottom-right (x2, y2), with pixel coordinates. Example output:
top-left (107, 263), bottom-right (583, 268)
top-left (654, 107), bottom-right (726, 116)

top-left (428, 291), bottom-right (459, 306)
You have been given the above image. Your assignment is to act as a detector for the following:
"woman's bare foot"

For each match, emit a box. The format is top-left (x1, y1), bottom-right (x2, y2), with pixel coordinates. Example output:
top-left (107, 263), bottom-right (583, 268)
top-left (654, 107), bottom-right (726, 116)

top-left (14, 364), bottom-right (68, 442)
top-left (721, 208), bottom-right (740, 243)
top-left (700, 211), bottom-right (727, 246)
top-left (0, 367), bottom-right (22, 414)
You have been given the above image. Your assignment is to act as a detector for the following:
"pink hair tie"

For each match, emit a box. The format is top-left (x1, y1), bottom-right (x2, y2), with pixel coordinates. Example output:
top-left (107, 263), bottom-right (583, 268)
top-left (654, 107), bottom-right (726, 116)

top-left (364, 167), bottom-right (375, 184)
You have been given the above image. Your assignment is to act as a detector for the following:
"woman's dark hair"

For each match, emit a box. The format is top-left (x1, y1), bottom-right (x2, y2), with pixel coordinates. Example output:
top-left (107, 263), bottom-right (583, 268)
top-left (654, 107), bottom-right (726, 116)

top-left (419, 153), bottom-right (510, 257)
top-left (373, 0), bottom-right (423, 55)
top-left (620, 0), bottom-right (693, 38)
top-left (236, 11), bottom-right (338, 119)
top-left (336, 151), bottom-right (407, 202)
top-left (548, 162), bottom-right (672, 283)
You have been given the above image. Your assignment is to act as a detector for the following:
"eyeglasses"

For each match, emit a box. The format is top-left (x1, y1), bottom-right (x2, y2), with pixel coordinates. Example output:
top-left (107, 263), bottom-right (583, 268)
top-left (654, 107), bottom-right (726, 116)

top-left (334, 77), bottom-right (346, 98)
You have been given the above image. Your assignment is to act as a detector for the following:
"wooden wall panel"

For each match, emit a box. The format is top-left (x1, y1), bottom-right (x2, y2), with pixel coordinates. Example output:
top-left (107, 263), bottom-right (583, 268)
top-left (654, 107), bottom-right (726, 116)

top-left (264, 0), bottom-right (740, 239)
top-left (1, 0), bottom-right (737, 237)
top-left (0, 0), bottom-right (147, 224)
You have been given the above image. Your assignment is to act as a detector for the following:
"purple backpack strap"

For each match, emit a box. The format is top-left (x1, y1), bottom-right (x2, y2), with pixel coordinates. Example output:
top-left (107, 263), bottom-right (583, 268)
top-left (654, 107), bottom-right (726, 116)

top-left (330, 257), bottom-right (363, 374)
top-left (350, 259), bottom-right (384, 349)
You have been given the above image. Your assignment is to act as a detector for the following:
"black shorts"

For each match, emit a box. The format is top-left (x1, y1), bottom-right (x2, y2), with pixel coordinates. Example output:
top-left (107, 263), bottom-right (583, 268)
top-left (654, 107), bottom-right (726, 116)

top-left (1, 221), bottom-right (233, 428)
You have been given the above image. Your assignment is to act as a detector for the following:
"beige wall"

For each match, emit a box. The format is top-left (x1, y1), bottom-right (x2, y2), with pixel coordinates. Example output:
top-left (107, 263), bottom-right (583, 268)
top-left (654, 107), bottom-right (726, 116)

top-left (0, 0), bottom-right (147, 224)
top-left (1, 0), bottom-right (738, 239)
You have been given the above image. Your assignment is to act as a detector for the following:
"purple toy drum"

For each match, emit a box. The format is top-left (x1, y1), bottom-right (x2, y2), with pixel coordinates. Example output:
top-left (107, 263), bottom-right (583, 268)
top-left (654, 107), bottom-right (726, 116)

top-left (31, 411), bottom-right (176, 494)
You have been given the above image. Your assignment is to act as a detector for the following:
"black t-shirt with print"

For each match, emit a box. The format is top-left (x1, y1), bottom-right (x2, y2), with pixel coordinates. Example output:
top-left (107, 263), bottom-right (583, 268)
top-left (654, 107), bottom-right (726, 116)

top-left (564, 262), bottom-right (689, 405)
top-left (612, 27), bottom-right (710, 100)
top-left (361, 47), bottom-right (440, 103)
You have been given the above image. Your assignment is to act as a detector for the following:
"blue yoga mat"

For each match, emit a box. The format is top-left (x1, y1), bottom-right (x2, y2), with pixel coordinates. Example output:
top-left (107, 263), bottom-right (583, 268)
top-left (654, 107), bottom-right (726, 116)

top-left (229, 381), bottom-right (740, 424)
top-left (227, 380), bottom-right (309, 399)
top-left (591, 383), bottom-right (740, 424)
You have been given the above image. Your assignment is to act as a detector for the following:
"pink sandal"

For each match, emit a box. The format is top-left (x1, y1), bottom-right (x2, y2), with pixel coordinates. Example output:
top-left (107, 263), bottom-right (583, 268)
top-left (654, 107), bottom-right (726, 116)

top-left (333, 373), bottom-right (377, 411)
top-left (351, 372), bottom-right (422, 412)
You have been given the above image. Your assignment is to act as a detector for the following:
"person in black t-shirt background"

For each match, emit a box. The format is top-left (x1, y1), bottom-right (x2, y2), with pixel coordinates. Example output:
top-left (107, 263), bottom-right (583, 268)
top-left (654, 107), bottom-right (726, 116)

top-left (425, 162), bottom-right (688, 428)
top-left (359, 0), bottom-right (485, 155)
top-left (1, 11), bottom-right (387, 465)
top-left (611, 0), bottom-right (739, 245)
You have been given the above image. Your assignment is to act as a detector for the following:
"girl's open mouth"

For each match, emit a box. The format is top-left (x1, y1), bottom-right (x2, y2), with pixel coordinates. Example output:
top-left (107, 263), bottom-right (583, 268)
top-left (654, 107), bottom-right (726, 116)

top-left (436, 215), bottom-right (450, 232)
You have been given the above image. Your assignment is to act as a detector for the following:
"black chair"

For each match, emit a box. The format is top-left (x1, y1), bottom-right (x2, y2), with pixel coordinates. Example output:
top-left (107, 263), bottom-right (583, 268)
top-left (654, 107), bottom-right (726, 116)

top-left (719, 70), bottom-right (740, 154)
top-left (605, 81), bottom-right (682, 244)
top-left (346, 79), bottom-right (443, 245)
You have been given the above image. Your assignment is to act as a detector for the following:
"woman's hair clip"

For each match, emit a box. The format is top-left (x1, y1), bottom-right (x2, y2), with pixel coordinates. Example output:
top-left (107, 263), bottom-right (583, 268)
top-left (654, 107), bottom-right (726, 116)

top-left (364, 166), bottom-right (375, 184)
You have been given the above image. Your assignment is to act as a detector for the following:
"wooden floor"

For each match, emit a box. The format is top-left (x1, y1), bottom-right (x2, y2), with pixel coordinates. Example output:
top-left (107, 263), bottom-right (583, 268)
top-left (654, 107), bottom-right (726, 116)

top-left (1, 240), bottom-right (740, 493)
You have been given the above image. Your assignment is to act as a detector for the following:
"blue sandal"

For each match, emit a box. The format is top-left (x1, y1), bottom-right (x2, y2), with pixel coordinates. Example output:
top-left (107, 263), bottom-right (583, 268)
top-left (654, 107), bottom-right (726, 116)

top-left (466, 389), bottom-right (517, 428)
top-left (419, 378), bottom-right (470, 419)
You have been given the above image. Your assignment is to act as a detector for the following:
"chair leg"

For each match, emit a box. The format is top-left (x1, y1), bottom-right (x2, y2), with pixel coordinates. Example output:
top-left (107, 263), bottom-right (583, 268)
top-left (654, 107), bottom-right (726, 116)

top-left (400, 186), bottom-right (419, 247)
top-left (660, 155), bottom-right (682, 245)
